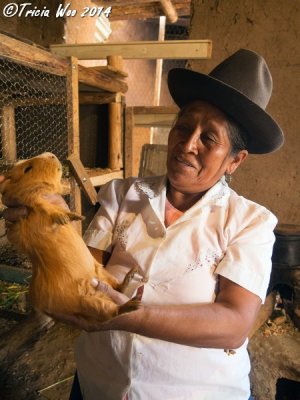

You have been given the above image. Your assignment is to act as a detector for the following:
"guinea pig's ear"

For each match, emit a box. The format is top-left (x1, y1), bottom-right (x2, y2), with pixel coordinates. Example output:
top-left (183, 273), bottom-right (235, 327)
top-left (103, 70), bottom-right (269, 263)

top-left (0, 175), bottom-right (8, 194)
top-left (15, 159), bottom-right (27, 166)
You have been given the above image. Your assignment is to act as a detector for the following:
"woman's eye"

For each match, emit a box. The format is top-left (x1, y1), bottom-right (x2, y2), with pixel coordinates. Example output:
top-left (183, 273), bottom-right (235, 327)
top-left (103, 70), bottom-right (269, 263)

top-left (202, 133), bottom-right (217, 143)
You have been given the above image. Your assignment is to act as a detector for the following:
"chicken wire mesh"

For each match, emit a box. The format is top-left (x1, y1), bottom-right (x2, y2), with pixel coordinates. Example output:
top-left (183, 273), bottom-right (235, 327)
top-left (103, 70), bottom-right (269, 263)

top-left (0, 56), bottom-right (69, 170)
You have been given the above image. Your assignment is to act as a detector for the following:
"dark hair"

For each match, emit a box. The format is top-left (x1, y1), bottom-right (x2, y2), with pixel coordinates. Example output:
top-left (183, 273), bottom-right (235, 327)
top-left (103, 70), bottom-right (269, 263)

top-left (226, 117), bottom-right (248, 155)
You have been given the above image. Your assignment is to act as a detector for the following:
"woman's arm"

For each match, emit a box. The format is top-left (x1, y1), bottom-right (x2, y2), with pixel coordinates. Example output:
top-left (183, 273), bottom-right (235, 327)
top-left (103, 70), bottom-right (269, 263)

top-left (54, 275), bottom-right (261, 350)
top-left (117, 276), bottom-right (261, 349)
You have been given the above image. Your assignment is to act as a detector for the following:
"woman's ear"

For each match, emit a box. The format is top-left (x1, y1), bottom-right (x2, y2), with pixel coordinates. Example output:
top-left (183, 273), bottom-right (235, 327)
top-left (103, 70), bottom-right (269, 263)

top-left (227, 150), bottom-right (248, 175)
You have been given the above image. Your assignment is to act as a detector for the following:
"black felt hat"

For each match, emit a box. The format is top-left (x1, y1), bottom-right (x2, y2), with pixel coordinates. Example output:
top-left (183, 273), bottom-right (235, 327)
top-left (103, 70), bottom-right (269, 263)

top-left (168, 49), bottom-right (284, 154)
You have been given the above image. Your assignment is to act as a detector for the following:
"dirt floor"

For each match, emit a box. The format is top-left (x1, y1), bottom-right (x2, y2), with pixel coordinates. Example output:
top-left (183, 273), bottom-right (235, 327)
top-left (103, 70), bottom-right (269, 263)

top-left (0, 311), bottom-right (80, 400)
top-left (0, 305), bottom-right (299, 400)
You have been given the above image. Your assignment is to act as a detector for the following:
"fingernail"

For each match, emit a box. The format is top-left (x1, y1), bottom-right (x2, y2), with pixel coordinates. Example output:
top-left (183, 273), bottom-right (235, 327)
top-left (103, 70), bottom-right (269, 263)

top-left (91, 278), bottom-right (98, 287)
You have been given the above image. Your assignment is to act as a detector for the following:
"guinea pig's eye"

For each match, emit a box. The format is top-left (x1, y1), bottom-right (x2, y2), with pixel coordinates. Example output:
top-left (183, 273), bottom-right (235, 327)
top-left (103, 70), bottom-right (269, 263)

top-left (24, 166), bottom-right (32, 173)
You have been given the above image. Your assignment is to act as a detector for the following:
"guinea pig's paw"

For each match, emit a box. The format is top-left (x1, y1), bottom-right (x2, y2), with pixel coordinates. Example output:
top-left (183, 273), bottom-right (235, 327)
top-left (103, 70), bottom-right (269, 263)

top-left (118, 266), bottom-right (140, 292)
top-left (118, 298), bottom-right (141, 315)
top-left (51, 211), bottom-right (72, 225)
top-left (67, 211), bottom-right (85, 221)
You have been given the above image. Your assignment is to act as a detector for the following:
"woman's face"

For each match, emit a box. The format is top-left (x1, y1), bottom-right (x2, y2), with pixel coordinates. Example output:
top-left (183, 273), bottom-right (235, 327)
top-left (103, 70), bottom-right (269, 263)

top-left (167, 100), bottom-right (247, 195)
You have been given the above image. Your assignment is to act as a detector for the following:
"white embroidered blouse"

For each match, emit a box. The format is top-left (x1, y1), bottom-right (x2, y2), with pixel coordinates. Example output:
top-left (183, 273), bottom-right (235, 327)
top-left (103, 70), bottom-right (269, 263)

top-left (75, 175), bottom-right (277, 400)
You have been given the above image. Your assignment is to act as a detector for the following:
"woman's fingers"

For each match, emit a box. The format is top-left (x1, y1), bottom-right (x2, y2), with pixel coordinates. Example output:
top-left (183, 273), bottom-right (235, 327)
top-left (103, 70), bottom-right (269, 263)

top-left (91, 279), bottom-right (130, 305)
top-left (2, 206), bottom-right (28, 222)
top-left (1, 194), bottom-right (69, 224)
top-left (46, 311), bottom-right (111, 332)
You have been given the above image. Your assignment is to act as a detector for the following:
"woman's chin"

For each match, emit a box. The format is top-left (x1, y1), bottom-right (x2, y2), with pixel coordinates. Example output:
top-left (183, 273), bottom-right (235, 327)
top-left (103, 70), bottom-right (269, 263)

top-left (167, 173), bottom-right (196, 193)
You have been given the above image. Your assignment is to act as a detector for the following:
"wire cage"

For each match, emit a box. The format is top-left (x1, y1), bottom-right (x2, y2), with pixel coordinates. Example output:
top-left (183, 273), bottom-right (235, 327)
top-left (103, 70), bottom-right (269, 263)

top-left (0, 35), bottom-right (80, 274)
top-left (0, 54), bottom-right (73, 273)
top-left (0, 56), bottom-right (70, 170)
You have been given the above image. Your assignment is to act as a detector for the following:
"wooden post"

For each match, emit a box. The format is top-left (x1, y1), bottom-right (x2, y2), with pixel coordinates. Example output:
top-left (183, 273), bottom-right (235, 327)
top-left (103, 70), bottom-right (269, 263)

top-left (124, 107), bottom-right (134, 178)
top-left (1, 105), bottom-right (17, 161)
top-left (154, 16), bottom-right (166, 106)
top-left (160, 0), bottom-right (178, 23)
top-left (67, 154), bottom-right (98, 205)
top-left (107, 56), bottom-right (123, 171)
top-left (107, 55), bottom-right (123, 71)
top-left (66, 57), bottom-right (82, 232)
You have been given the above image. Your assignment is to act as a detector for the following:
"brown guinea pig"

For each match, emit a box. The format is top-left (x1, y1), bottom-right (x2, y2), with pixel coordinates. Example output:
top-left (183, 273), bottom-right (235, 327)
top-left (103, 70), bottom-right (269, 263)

top-left (0, 152), bottom-right (138, 321)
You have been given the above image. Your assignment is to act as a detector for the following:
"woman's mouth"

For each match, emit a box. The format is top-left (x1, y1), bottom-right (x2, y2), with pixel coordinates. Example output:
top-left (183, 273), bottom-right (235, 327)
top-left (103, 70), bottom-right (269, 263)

top-left (175, 156), bottom-right (196, 169)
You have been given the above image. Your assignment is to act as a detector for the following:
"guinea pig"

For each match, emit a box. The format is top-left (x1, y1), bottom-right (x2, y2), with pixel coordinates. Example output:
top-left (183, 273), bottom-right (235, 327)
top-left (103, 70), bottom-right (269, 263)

top-left (0, 152), bottom-right (138, 321)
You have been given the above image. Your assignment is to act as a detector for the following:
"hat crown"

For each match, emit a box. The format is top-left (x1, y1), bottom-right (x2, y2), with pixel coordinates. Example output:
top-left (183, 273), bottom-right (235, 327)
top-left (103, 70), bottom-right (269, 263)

top-left (209, 49), bottom-right (272, 109)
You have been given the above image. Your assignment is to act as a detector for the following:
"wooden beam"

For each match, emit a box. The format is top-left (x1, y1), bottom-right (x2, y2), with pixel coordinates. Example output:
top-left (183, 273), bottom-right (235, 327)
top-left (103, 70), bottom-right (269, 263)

top-left (134, 113), bottom-right (177, 127)
top-left (89, 171), bottom-right (123, 187)
top-left (108, 56), bottom-right (123, 170)
top-left (79, 92), bottom-right (119, 105)
top-left (160, 0), bottom-right (178, 23)
top-left (108, 102), bottom-right (123, 170)
top-left (0, 33), bottom-right (68, 77)
top-left (51, 40), bottom-right (212, 60)
top-left (78, 65), bottom-right (128, 93)
top-left (133, 106), bottom-right (179, 114)
top-left (1, 105), bottom-right (17, 161)
top-left (133, 106), bottom-right (178, 127)
top-left (94, 0), bottom-right (191, 20)
top-left (124, 107), bottom-right (134, 178)
top-left (67, 154), bottom-right (98, 205)
top-left (66, 57), bottom-right (81, 231)
top-left (153, 16), bottom-right (166, 106)
top-left (89, 65), bottom-right (128, 78)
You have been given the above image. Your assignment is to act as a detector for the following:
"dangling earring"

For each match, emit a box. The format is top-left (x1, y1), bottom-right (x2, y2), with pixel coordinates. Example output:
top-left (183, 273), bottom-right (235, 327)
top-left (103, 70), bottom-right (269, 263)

top-left (225, 173), bottom-right (232, 184)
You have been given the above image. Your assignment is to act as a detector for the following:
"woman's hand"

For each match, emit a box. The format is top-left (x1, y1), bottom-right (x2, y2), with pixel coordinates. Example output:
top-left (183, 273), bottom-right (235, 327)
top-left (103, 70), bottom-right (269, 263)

top-left (0, 174), bottom-right (69, 223)
top-left (0, 175), bottom-right (28, 221)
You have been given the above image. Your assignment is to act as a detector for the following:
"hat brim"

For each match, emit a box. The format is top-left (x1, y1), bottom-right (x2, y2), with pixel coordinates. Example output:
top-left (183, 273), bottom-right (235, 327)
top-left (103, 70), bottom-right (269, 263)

top-left (168, 68), bottom-right (284, 154)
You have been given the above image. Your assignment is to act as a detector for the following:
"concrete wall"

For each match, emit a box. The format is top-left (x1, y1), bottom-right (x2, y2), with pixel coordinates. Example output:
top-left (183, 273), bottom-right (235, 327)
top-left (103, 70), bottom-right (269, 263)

top-left (189, 0), bottom-right (300, 224)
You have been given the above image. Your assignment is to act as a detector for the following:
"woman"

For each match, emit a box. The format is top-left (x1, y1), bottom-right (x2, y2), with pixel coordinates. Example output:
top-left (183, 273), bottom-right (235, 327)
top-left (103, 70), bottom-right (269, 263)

top-left (3, 49), bottom-right (284, 400)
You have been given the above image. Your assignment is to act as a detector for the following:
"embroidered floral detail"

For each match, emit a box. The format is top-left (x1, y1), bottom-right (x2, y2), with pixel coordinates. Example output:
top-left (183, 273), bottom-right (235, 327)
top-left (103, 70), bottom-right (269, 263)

top-left (114, 220), bottom-right (130, 250)
top-left (185, 249), bottom-right (223, 273)
top-left (134, 177), bottom-right (164, 199)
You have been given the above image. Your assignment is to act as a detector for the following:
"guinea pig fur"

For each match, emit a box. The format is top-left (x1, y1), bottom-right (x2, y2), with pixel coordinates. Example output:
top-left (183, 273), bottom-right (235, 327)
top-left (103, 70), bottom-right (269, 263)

top-left (0, 153), bottom-right (138, 321)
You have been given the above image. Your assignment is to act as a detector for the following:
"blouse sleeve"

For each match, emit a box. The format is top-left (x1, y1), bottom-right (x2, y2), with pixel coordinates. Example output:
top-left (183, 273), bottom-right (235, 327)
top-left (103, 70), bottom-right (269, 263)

top-left (83, 178), bottom-right (131, 253)
top-left (215, 207), bottom-right (278, 302)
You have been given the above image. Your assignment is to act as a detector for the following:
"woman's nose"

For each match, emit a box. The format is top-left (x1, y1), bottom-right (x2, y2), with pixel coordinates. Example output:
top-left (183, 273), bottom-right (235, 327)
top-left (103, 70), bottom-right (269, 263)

top-left (181, 131), bottom-right (199, 153)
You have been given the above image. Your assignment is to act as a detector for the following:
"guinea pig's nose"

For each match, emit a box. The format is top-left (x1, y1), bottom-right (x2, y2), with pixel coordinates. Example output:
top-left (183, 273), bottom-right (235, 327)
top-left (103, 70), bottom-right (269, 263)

top-left (39, 152), bottom-right (57, 160)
